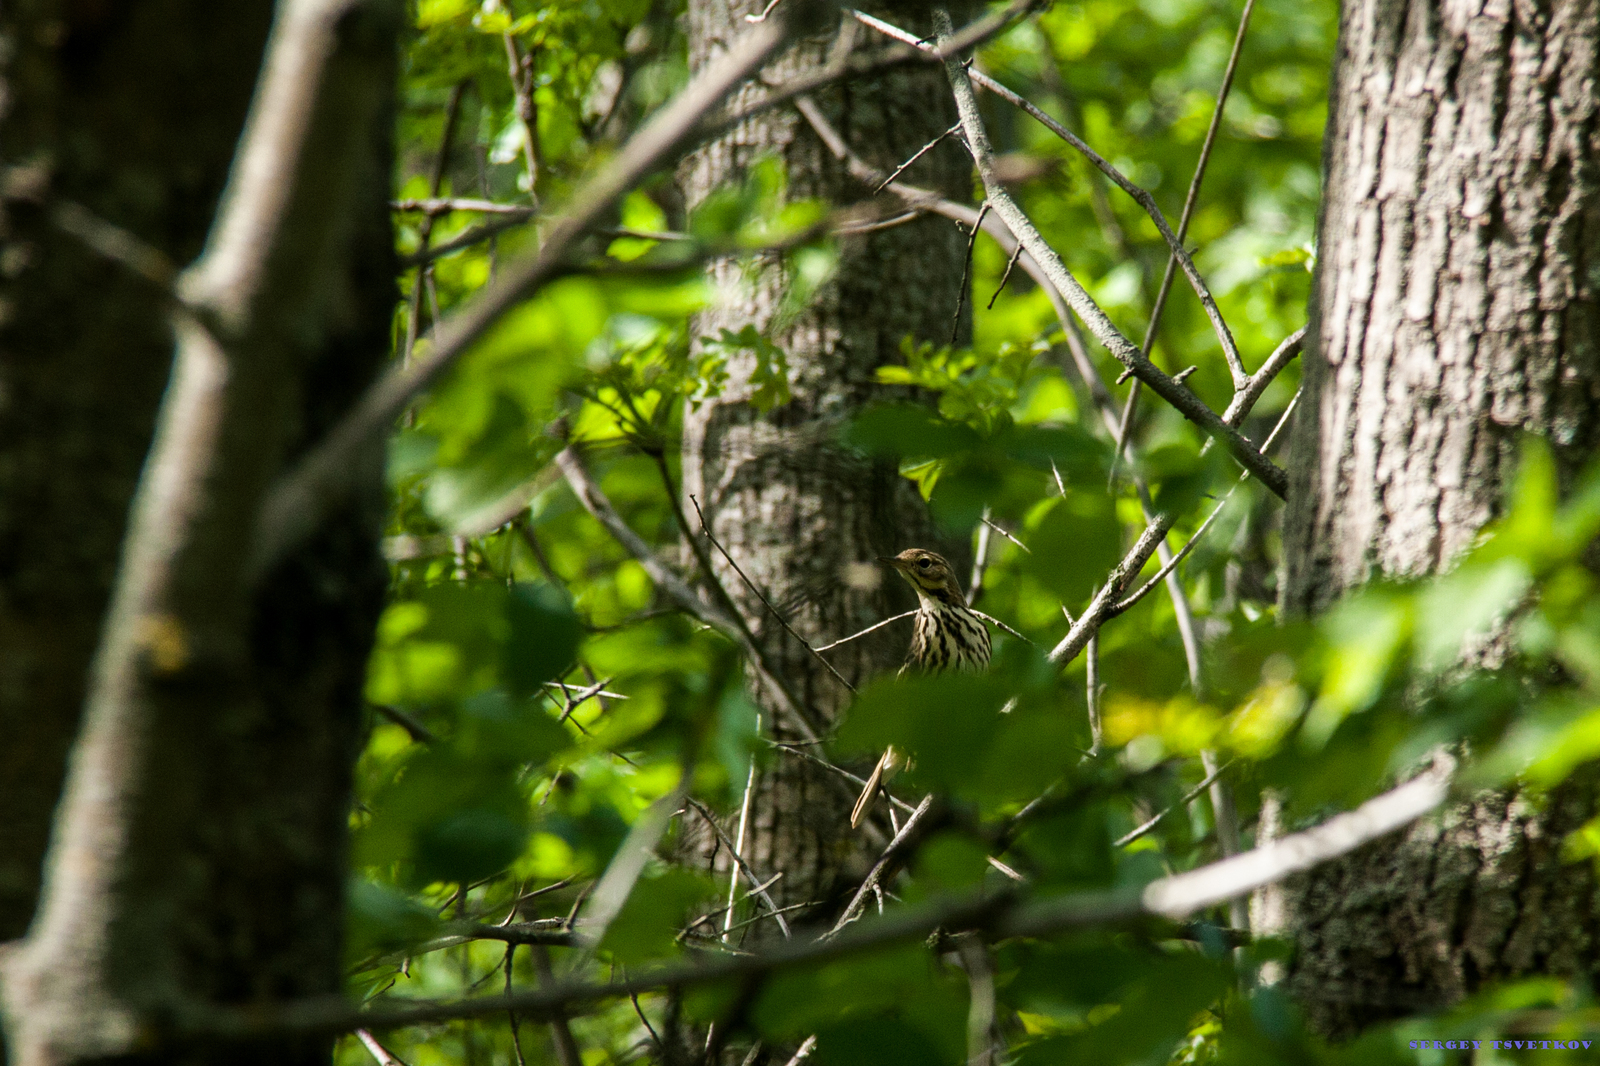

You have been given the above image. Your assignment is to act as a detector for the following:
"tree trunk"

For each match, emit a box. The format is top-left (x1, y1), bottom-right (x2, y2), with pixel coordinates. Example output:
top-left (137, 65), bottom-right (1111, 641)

top-left (0, 0), bottom-right (274, 951)
top-left (0, 2), bottom-right (396, 1062)
top-left (1276, 0), bottom-right (1600, 1038)
top-left (678, 1), bottom-right (972, 917)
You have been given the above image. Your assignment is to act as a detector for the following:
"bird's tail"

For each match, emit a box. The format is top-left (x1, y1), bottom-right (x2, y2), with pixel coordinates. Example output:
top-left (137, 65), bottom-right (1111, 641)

top-left (850, 748), bottom-right (892, 829)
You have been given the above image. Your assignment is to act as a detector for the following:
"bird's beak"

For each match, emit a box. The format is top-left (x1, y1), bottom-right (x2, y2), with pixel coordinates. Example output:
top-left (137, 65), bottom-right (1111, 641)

top-left (877, 555), bottom-right (904, 569)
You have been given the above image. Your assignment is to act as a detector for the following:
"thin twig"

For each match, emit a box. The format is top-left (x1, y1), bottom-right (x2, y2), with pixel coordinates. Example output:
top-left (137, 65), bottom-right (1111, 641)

top-left (554, 446), bottom-right (825, 744)
top-left (723, 730), bottom-right (760, 940)
top-left (980, 515), bottom-right (1029, 553)
top-left (950, 202), bottom-right (990, 347)
top-left (1114, 761), bottom-right (1234, 848)
top-left (686, 798), bottom-right (793, 940)
top-left (986, 242), bottom-right (1025, 309)
top-left (850, 8), bottom-right (1246, 391)
top-left (969, 610), bottom-right (1031, 645)
top-left (1085, 634), bottom-right (1102, 753)
top-left (931, 14), bottom-right (1286, 498)
top-left (969, 506), bottom-right (994, 606)
top-left (688, 494), bottom-right (857, 695)
top-left (630, 991), bottom-right (665, 1056)
top-left (357, 1029), bottom-right (409, 1066)
top-left (506, 950), bottom-right (528, 1066)
top-left (814, 610), bottom-right (917, 653)
top-left (1111, 0), bottom-right (1260, 480)
top-left (1109, 390), bottom-right (1300, 617)
top-left (826, 794), bottom-right (936, 937)
top-left (783, 1035), bottom-right (819, 1066)
top-left (770, 741), bottom-right (919, 815)
top-left (683, 873), bottom-right (785, 937)
top-left (402, 84), bottom-right (466, 370)
top-left (392, 197), bottom-right (538, 216)
top-left (371, 704), bottom-right (437, 744)
top-left (876, 122), bottom-right (963, 193)
top-left (207, 770), bottom-right (1450, 1038)
top-left (502, 31), bottom-right (541, 203)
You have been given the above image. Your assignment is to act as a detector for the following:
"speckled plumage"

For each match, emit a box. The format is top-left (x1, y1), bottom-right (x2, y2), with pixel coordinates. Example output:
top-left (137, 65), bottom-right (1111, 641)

top-left (852, 549), bottom-right (991, 828)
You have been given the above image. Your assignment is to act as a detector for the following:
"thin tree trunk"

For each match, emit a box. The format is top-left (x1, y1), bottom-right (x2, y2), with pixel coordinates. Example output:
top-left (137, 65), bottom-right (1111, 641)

top-left (0, 0), bottom-right (275, 951)
top-left (0, 2), bottom-right (397, 1062)
top-left (678, 1), bottom-right (972, 917)
top-left (1276, 0), bottom-right (1600, 1038)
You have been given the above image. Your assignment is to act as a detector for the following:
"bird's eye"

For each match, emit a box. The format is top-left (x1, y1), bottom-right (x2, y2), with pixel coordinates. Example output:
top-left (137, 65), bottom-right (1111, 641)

top-left (918, 558), bottom-right (931, 568)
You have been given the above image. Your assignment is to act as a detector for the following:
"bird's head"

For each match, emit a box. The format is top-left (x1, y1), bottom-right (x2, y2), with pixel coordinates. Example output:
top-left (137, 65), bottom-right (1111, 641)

top-left (880, 548), bottom-right (964, 605)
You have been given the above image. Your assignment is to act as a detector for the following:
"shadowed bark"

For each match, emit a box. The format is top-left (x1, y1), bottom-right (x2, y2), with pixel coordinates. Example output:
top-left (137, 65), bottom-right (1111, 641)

top-left (0, 2), bottom-right (397, 1063)
top-left (1275, 0), bottom-right (1600, 1038)
top-left (0, 0), bottom-right (275, 951)
top-left (677, 0), bottom-right (974, 919)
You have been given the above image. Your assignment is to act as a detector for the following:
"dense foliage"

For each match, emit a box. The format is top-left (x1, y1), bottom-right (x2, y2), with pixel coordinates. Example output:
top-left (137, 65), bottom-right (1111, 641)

top-left (342, 2), bottom-right (1600, 1063)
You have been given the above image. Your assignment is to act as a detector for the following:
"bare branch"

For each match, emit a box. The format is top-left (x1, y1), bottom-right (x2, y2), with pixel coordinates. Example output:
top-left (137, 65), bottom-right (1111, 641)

top-left (194, 771), bottom-right (1448, 1039)
top-left (1139, 769), bottom-right (1450, 920)
top-left (875, 122), bottom-right (962, 193)
top-left (814, 610), bottom-right (916, 653)
top-left (685, 799), bottom-right (792, 940)
top-left (552, 446), bottom-right (825, 743)
top-left (1113, 759), bottom-right (1233, 848)
top-left (849, 8), bottom-right (1247, 393)
top-left (357, 1029), bottom-right (409, 1066)
top-left (1111, 388), bottom-right (1301, 617)
top-left (688, 494), bottom-right (857, 695)
top-left (1219, 325), bottom-right (1306, 429)
top-left (393, 197), bottom-right (537, 216)
top-left (711, 0), bottom-right (1047, 140)
top-left (251, 16), bottom-right (791, 578)
top-left (1111, 0), bottom-right (1260, 480)
top-left (771, 741), bottom-right (919, 816)
top-left (931, 13), bottom-right (1286, 498)
top-left (968, 610), bottom-right (1031, 645)
top-left (826, 794), bottom-right (936, 937)
top-left (784, 1035), bottom-right (819, 1066)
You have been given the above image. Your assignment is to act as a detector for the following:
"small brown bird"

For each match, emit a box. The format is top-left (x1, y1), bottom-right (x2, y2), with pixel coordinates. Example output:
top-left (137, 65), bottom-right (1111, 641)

top-left (850, 548), bottom-right (992, 829)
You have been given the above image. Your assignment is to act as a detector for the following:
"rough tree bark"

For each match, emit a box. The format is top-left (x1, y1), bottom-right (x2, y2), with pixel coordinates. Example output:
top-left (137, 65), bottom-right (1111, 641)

top-left (0, 0), bottom-right (274, 950)
top-left (678, 0), bottom-right (973, 915)
top-left (0, 2), bottom-right (397, 1063)
top-left (1275, 0), bottom-right (1600, 1038)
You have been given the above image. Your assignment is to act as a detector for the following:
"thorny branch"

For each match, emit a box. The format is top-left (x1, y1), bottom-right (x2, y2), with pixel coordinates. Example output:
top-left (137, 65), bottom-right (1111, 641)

top-left (934, 12), bottom-right (1288, 498)
top-left (1113, 0), bottom-right (1260, 479)
top-left (849, 8), bottom-right (1247, 390)
top-left (193, 769), bottom-right (1453, 1039)
top-left (684, 798), bottom-right (793, 940)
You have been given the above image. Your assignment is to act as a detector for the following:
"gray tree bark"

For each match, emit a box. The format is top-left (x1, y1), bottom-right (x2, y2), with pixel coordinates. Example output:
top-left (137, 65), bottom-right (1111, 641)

top-left (678, 1), bottom-right (973, 916)
top-left (1276, 0), bottom-right (1600, 1038)
top-left (0, 2), bottom-right (396, 1063)
top-left (0, 0), bottom-right (274, 950)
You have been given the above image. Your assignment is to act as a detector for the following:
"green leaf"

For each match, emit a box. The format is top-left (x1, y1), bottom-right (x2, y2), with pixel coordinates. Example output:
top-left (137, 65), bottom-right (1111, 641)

top-left (504, 581), bottom-right (582, 696)
top-left (596, 868), bottom-right (711, 964)
top-left (835, 672), bottom-right (1009, 793)
top-left (1018, 494), bottom-right (1122, 606)
top-left (345, 878), bottom-right (441, 964)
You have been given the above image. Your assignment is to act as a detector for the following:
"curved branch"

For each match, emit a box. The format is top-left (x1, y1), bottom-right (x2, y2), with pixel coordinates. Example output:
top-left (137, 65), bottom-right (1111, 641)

top-left (931, 17), bottom-right (1287, 498)
top-left (193, 770), bottom-right (1450, 1039)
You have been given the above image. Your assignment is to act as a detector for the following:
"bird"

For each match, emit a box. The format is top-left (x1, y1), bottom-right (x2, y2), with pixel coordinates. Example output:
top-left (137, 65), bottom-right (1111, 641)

top-left (850, 548), bottom-right (992, 829)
